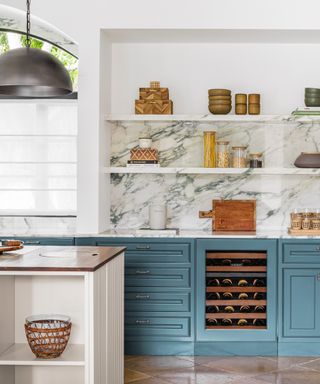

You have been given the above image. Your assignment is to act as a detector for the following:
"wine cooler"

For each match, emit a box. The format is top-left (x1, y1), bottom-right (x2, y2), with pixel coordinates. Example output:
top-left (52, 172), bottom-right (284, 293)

top-left (205, 251), bottom-right (267, 329)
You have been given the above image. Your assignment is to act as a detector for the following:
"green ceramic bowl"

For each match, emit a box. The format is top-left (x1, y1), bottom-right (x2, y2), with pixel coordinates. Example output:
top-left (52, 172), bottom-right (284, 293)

top-left (305, 97), bottom-right (320, 107)
top-left (305, 88), bottom-right (320, 96)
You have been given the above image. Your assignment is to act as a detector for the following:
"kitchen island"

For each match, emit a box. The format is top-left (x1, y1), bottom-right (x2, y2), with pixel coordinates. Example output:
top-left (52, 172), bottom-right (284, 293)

top-left (0, 246), bottom-right (125, 384)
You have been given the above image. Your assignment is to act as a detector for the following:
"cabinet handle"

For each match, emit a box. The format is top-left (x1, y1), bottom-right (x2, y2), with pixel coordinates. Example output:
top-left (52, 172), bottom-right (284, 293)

top-left (135, 270), bottom-right (150, 275)
top-left (24, 241), bottom-right (41, 245)
top-left (136, 245), bottom-right (151, 250)
top-left (135, 294), bottom-right (150, 300)
top-left (135, 319), bottom-right (150, 325)
top-left (317, 273), bottom-right (320, 281)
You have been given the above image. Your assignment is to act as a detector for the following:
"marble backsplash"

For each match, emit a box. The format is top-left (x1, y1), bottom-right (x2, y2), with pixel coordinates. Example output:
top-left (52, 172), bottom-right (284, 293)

top-left (110, 118), bottom-right (320, 230)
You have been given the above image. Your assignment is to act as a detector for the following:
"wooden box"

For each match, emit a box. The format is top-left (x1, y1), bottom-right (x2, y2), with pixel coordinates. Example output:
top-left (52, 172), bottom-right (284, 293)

top-left (135, 100), bottom-right (173, 115)
top-left (199, 200), bottom-right (256, 232)
top-left (130, 148), bottom-right (159, 161)
top-left (139, 87), bottom-right (169, 101)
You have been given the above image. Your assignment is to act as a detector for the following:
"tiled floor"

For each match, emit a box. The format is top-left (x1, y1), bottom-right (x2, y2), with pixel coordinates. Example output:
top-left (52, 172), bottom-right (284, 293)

top-left (125, 355), bottom-right (320, 383)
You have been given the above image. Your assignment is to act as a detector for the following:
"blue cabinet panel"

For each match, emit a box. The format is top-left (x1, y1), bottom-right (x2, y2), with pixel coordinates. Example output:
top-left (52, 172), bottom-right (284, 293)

top-left (0, 236), bottom-right (74, 246)
top-left (283, 269), bottom-right (320, 338)
top-left (283, 242), bottom-right (320, 264)
top-left (125, 267), bottom-right (191, 288)
top-left (125, 316), bottom-right (191, 339)
top-left (125, 292), bottom-right (191, 312)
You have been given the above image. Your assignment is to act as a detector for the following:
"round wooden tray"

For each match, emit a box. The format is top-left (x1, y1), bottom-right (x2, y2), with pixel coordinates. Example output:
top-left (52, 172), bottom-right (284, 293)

top-left (0, 245), bottom-right (23, 254)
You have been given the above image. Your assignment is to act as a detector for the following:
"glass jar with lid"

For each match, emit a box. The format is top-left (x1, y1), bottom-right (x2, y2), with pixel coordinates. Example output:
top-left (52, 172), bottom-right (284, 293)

top-left (216, 141), bottom-right (230, 168)
top-left (232, 146), bottom-right (248, 168)
top-left (249, 152), bottom-right (263, 168)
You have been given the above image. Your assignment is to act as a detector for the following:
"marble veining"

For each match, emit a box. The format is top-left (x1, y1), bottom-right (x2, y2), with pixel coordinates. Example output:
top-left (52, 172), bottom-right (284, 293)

top-left (110, 119), bottom-right (320, 230)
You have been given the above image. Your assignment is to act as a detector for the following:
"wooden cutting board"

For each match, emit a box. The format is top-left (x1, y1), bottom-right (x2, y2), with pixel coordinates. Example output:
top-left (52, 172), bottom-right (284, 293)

top-left (0, 245), bottom-right (24, 254)
top-left (199, 200), bottom-right (256, 231)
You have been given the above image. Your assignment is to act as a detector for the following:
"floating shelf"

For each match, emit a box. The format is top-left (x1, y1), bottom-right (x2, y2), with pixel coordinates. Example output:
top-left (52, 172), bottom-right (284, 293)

top-left (104, 167), bottom-right (320, 175)
top-left (0, 343), bottom-right (85, 366)
top-left (105, 114), bottom-right (320, 123)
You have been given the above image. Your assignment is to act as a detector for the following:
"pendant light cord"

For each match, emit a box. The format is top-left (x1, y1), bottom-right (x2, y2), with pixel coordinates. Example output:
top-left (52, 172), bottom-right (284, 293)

top-left (26, 0), bottom-right (31, 48)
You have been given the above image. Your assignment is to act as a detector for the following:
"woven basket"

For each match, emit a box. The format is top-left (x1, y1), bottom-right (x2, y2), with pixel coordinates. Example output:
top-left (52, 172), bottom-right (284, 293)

top-left (25, 315), bottom-right (72, 359)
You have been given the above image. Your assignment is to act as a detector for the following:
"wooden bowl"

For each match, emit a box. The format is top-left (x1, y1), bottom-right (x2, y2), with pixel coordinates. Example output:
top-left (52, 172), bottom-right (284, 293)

top-left (235, 104), bottom-right (247, 115)
top-left (249, 94), bottom-right (260, 104)
top-left (208, 89), bottom-right (231, 96)
top-left (208, 104), bottom-right (232, 114)
top-left (305, 88), bottom-right (320, 96)
top-left (305, 97), bottom-right (320, 107)
top-left (209, 99), bottom-right (232, 106)
top-left (248, 103), bottom-right (260, 115)
top-left (235, 94), bottom-right (247, 104)
top-left (294, 152), bottom-right (320, 168)
top-left (209, 95), bottom-right (231, 101)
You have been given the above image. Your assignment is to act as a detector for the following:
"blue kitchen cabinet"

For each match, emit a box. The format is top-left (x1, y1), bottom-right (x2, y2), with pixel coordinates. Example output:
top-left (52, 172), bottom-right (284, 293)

top-left (0, 236), bottom-right (74, 246)
top-left (195, 238), bottom-right (278, 355)
top-left (76, 237), bottom-right (195, 354)
top-left (279, 240), bottom-right (320, 355)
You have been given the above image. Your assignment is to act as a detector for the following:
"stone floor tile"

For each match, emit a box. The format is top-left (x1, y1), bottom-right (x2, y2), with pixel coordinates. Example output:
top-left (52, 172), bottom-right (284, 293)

top-left (125, 356), bottom-right (195, 373)
top-left (177, 356), bottom-right (227, 366)
top-left (198, 356), bottom-right (280, 375)
top-left (299, 357), bottom-right (320, 371)
top-left (255, 366), bottom-right (320, 384)
top-left (263, 356), bottom-right (320, 369)
top-left (125, 368), bottom-right (151, 383)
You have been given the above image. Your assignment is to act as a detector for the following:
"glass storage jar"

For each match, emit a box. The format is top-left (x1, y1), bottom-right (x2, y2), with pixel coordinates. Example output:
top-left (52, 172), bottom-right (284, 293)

top-left (203, 131), bottom-right (216, 167)
top-left (216, 141), bottom-right (230, 168)
top-left (232, 146), bottom-right (248, 168)
top-left (249, 152), bottom-right (263, 168)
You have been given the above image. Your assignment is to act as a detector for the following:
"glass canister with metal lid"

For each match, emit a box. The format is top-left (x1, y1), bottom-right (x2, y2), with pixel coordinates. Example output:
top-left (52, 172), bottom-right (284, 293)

top-left (216, 140), bottom-right (230, 168)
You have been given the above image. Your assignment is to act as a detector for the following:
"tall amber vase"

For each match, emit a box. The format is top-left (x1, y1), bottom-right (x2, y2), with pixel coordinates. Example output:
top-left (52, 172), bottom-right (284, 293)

top-left (203, 131), bottom-right (216, 167)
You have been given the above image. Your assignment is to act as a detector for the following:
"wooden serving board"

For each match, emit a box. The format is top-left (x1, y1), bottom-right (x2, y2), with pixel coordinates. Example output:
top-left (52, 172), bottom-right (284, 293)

top-left (288, 228), bottom-right (320, 236)
top-left (199, 199), bottom-right (256, 231)
top-left (135, 100), bottom-right (173, 114)
top-left (0, 245), bottom-right (23, 254)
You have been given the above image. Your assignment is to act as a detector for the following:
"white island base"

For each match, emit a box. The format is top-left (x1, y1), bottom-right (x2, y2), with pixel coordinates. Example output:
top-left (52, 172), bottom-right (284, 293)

top-left (0, 247), bottom-right (124, 384)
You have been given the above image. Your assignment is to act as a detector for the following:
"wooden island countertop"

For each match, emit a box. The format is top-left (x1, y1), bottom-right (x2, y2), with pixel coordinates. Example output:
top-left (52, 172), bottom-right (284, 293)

top-left (0, 246), bottom-right (126, 272)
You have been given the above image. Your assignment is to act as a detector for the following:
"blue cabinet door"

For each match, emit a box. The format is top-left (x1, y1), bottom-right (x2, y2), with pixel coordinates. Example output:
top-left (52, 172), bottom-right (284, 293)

top-left (196, 239), bottom-right (277, 342)
top-left (283, 269), bottom-right (320, 338)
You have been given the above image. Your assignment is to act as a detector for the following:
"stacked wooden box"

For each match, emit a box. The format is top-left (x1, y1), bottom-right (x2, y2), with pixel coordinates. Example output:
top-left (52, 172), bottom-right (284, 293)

top-left (135, 81), bottom-right (173, 114)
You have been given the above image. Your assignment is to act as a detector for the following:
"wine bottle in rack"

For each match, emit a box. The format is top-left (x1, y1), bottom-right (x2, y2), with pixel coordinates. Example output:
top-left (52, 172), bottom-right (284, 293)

top-left (253, 278), bottom-right (265, 287)
top-left (223, 292), bottom-right (233, 299)
top-left (207, 305), bottom-right (220, 313)
top-left (221, 259), bottom-right (232, 266)
top-left (207, 278), bottom-right (220, 286)
top-left (253, 319), bottom-right (266, 326)
top-left (253, 305), bottom-right (266, 313)
top-left (238, 279), bottom-right (249, 287)
top-left (237, 319), bottom-right (248, 326)
top-left (221, 278), bottom-right (233, 286)
top-left (206, 318), bottom-right (219, 326)
top-left (238, 293), bottom-right (249, 300)
top-left (222, 318), bottom-right (233, 326)
top-left (253, 292), bottom-right (265, 300)
top-left (207, 292), bottom-right (221, 300)
top-left (224, 306), bottom-right (235, 313)
top-left (240, 305), bottom-right (251, 313)
top-left (242, 259), bottom-right (252, 266)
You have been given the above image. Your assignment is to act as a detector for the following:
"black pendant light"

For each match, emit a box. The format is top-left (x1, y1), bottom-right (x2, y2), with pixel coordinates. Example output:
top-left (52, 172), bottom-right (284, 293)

top-left (0, 0), bottom-right (73, 98)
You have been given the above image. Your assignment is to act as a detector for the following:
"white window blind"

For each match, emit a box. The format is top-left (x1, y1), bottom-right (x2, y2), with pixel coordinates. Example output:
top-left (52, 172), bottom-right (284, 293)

top-left (0, 101), bottom-right (77, 215)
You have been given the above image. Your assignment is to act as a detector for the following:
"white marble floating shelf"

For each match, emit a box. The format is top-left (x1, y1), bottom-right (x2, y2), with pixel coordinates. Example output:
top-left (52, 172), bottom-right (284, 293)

top-left (104, 167), bottom-right (320, 175)
top-left (104, 114), bottom-right (320, 123)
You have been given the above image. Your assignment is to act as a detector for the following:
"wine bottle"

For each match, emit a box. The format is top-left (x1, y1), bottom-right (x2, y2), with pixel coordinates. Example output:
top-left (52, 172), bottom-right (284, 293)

top-left (206, 318), bottom-right (218, 326)
top-left (206, 305), bottom-right (220, 313)
top-left (237, 319), bottom-right (248, 326)
top-left (242, 259), bottom-right (252, 266)
top-left (240, 305), bottom-right (250, 313)
top-left (207, 278), bottom-right (220, 286)
top-left (224, 306), bottom-right (235, 313)
top-left (221, 278), bottom-right (233, 286)
top-left (238, 279), bottom-right (248, 287)
top-left (222, 318), bottom-right (233, 326)
top-left (253, 292), bottom-right (265, 300)
top-left (223, 292), bottom-right (233, 299)
top-left (221, 259), bottom-right (232, 266)
top-left (253, 278), bottom-right (265, 287)
top-left (253, 319), bottom-right (266, 326)
top-left (206, 292), bottom-right (221, 300)
top-left (238, 293), bottom-right (249, 300)
top-left (253, 305), bottom-right (266, 313)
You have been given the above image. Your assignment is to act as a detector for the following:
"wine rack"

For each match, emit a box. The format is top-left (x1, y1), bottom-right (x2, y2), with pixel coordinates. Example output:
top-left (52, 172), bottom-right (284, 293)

top-left (205, 252), bottom-right (267, 329)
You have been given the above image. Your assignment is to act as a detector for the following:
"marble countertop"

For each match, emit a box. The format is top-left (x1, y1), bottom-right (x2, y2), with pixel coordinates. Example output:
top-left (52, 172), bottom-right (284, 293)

top-left (1, 228), bottom-right (320, 239)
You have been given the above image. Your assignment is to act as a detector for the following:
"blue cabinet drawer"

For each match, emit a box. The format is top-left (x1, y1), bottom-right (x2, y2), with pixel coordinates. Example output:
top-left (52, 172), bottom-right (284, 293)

top-left (125, 316), bottom-right (191, 338)
top-left (96, 242), bottom-right (191, 264)
top-left (283, 242), bottom-right (320, 264)
top-left (125, 267), bottom-right (190, 288)
top-left (125, 292), bottom-right (190, 312)
top-left (0, 237), bottom-right (74, 246)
